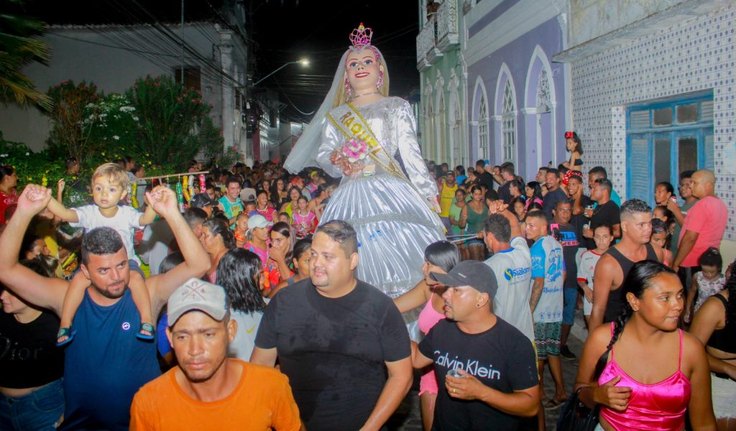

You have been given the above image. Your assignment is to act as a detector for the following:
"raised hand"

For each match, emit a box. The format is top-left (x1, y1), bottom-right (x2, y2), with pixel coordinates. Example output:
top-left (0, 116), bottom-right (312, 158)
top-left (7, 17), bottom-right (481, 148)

top-left (18, 184), bottom-right (52, 216)
top-left (487, 200), bottom-right (508, 215)
top-left (146, 185), bottom-right (178, 218)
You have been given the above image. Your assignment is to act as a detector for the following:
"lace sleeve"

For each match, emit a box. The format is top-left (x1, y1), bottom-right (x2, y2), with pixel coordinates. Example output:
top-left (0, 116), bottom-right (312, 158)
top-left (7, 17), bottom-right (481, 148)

top-left (394, 99), bottom-right (438, 199)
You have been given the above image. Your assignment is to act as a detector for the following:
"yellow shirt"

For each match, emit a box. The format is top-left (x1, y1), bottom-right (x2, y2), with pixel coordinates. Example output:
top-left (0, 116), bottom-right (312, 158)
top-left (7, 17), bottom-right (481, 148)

top-left (439, 182), bottom-right (458, 217)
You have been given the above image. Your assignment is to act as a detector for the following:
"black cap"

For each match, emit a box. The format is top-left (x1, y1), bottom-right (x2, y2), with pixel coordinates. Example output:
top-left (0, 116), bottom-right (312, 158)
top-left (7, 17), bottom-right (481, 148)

top-left (431, 261), bottom-right (498, 297)
top-left (190, 193), bottom-right (217, 208)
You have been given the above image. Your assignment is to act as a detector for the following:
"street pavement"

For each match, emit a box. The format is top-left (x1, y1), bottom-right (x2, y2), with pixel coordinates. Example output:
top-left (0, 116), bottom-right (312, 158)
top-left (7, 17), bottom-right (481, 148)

top-left (389, 313), bottom-right (588, 430)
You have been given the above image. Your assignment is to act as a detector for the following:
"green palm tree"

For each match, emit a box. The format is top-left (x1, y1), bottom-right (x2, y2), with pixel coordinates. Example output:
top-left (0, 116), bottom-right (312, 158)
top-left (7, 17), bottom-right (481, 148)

top-left (0, 0), bottom-right (51, 110)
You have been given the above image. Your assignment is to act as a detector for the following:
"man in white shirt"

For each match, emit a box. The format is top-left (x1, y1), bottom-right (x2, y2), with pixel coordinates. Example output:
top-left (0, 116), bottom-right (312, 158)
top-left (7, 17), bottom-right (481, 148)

top-left (483, 214), bottom-right (534, 343)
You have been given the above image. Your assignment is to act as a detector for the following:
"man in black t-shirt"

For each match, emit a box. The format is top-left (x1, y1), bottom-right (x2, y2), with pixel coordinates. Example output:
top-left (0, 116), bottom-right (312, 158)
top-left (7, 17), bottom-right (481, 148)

top-left (552, 200), bottom-right (582, 360)
top-left (251, 220), bottom-right (412, 431)
top-left (475, 159), bottom-right (495, 192)
top-left (542, 168), bottom-right (567, 221)
top-left (496, 163), bottom-right (516, 205)
top-left (582, 178), bottom-right (620, 249)
top-left (412, 261), bottom-right (539, 431)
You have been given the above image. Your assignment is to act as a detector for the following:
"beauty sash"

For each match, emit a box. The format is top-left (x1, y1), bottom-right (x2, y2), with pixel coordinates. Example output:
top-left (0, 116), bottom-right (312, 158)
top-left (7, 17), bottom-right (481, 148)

top-left (326, 103), bottom-right (408, 181)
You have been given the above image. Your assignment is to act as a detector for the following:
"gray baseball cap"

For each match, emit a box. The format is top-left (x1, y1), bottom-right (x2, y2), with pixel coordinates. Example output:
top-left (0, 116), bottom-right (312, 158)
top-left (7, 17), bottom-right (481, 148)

top-left (431, 261), bottom-right (498, 297)
top-left (168, 278), bottom-right (228, 326)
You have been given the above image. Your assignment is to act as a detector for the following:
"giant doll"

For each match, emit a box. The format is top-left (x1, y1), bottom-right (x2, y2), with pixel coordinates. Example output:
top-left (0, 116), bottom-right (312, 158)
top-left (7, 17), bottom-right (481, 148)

top-left (284, 23), bottom-right (445, 303)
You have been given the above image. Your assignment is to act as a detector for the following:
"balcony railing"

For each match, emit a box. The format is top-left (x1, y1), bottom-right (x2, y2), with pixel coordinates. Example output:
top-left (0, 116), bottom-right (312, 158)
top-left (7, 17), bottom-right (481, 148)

top-left (416, 15), bottom-right (436, 71)
top-left (436, 0), bottom-right (459, 51)
top-left (417, 14), bottom-right (446, 71)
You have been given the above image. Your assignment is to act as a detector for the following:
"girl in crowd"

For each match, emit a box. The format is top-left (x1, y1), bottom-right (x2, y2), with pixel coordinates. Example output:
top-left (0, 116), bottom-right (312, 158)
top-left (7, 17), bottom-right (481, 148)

top-left (255, 190), bottom-right (276, 222)
top-left (511, 196), bottom-right (527, 223)
top-left (561, 130), bottom-right (583, 172)
top-left (307, 186), bottom-right (329, 221)
top-left (459, 185), bottom-right (488, 261)
top-left (0, 165), bottom-right (18, 225)
top-left (233, 212), bottom-right (249, 248)
top-left (690, 261), bottom-right (736, 430)
top-left (216, 248), bottom-right (267, 361)
top-left (274, 237), bottom-right (312, 295)
top-left (279, 186), bottom-right (302, 220)
top-left (525, 181), bottom-right (544, 212)
top-left (577, 224), bottom-right (613, 327)
top-left (270, 178), bottom-right (289, 208)
top-left (575, 260), bottom-right (715, 431)
top-left (653, 205), bottom-right (676, 236)
top-left (200, 218), bottom-right (234, 283)
top-left (292, 196), bottom-right (317, 240)
top-left (262, 221), bottom-right (293, 298)
top-left (448, 188), bottom-right (467, 260)
top-left (393, 241), bottom-right (459, 431)
top-left (650, 219), bottom-right (674, 267)
top-left (685, 247), bottom-right (726, 324)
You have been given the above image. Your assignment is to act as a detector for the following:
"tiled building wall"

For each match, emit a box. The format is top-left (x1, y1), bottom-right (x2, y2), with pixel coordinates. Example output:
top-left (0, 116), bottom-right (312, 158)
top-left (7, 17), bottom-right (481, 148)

top-left (570, 4), bottom-right (735, 240)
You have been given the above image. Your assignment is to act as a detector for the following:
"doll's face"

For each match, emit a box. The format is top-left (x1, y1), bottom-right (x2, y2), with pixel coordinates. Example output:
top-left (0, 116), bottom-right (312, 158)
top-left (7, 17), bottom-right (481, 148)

top-left (345, 48), bottom-right (381, 93)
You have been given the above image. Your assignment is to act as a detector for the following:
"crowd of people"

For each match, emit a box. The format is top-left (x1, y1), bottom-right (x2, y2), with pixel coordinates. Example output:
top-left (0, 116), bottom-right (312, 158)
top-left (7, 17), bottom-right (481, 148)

top-left (0, 22), bottom-right (733, 431)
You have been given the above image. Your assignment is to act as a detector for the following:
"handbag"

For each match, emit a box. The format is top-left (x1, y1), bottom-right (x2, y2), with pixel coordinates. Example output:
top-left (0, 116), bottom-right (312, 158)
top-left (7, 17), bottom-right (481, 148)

top-left (556, 387), bottom-right (600, 431)
top-left (557, 346), bottom-right (611, 431)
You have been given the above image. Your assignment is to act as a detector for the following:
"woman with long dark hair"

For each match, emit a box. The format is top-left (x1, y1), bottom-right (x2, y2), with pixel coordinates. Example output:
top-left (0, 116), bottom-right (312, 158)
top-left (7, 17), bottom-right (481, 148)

top-left (690, 260), bottom-right (736, 430)
top-left (458, 185), bottom-right (488, 261)
top-left (216, 248), bottom-right (267, 361)
top-left (575, 260), bottom-right (715, 430)
top-left (394, 240), bottom-right (459, 431)
top-left (199, 218), bottom-right (234, 283)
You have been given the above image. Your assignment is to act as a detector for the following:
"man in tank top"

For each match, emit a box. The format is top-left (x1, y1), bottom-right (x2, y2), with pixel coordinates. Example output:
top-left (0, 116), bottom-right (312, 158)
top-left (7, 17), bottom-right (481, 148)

top-left (0, 185), bottom-right (210, 431)
top-left (589, 199), bottom-right (663, 330)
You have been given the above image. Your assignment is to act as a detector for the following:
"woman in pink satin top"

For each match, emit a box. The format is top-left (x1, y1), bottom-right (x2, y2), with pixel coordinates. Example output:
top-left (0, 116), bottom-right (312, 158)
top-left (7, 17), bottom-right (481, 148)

top-left (574, 260), bottom-right (716, 431)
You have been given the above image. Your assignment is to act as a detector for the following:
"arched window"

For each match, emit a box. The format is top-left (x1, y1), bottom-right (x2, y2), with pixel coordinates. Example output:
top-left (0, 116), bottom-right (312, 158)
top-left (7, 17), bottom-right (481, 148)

top-left (502, 81), bottom-right (516, 162)
top-left (537, 69), bottom-right (551, 113)
top-left (478, 95), bottom-right (489, 161)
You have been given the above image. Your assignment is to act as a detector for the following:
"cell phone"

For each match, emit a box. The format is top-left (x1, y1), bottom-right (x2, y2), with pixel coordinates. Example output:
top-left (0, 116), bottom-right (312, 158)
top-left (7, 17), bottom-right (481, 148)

top-left (550, 223), bottom-right (561, 241)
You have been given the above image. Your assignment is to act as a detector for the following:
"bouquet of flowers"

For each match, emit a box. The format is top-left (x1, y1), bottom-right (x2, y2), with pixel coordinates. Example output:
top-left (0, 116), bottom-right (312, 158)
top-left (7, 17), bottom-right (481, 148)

top-left (331, 138), bottom-right (372, 176)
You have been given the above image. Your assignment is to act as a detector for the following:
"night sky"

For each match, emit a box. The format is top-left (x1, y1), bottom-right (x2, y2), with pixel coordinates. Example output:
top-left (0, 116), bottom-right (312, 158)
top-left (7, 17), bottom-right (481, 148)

top-left (21, 0), bottom-right (420, 122)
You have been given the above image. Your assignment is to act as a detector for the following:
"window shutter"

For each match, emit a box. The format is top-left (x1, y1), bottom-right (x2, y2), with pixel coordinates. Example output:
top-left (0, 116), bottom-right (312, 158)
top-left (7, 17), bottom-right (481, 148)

top-left (628, 137), bottom-right (650, 202)
top-left (704, 134), bottom-right (715, 170)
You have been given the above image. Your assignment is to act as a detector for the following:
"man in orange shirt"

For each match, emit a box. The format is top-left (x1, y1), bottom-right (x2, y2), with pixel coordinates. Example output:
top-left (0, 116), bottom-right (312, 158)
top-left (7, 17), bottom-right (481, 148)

top-left (130, 278), bottom-right (301, 431)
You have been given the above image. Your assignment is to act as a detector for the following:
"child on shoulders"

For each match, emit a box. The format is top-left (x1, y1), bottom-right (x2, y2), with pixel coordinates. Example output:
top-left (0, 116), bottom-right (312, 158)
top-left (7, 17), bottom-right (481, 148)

top-left (47, 163), bottom-right (156, 346)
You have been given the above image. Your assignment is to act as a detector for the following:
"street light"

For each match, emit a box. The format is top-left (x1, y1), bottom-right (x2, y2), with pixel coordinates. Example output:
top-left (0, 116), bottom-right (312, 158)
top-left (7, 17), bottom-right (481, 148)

top-left (252, 58), bottom-right (309, 87)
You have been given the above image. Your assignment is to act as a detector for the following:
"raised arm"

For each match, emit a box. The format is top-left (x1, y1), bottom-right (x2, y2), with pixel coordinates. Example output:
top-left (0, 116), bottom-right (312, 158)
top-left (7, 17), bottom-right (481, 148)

top-left (46, 195), bottom-right (79, 223)
top-left (145, 186), bottom-right (210, 315)
top-left (138, 197), bottom-right (157, 225)
top-left (393, 280), bottom-right (431, 314)
top-left (0, 185), bottom-right (67, 314)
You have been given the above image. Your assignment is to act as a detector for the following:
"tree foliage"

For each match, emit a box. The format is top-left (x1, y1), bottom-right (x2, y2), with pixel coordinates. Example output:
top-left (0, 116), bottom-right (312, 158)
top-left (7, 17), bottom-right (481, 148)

top-left (0, 0), bottom-right (51, 110)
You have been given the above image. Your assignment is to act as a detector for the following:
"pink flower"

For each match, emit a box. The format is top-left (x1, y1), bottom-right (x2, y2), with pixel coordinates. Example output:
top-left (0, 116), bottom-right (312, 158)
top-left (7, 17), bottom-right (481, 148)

top-left (341, 138), bottom-right (368, 163)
